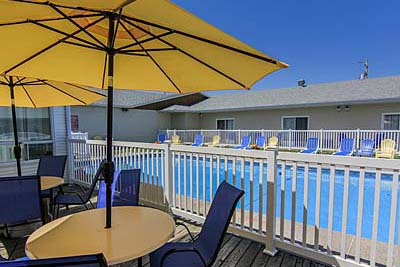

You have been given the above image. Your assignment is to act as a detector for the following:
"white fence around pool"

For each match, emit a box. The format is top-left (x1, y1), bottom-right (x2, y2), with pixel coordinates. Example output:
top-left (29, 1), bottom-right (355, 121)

top-left (69, 139), bottom-right (400, 267)
top-left (162, 129), bottom-right (400, 153)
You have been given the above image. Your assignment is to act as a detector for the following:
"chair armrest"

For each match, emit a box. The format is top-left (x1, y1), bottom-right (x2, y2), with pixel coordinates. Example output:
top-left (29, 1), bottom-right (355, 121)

top-left (173, 216), bottom-right (196, 242)
top-left (160, 246), bottom-right (207, 267)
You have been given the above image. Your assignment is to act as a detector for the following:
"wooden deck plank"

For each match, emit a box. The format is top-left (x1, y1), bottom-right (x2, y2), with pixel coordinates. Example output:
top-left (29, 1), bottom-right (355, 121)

top-left (251, 246), bottom-right (271, 267)
top-left (220, 238), bottom-right (252, 267)
top-left (212, 235), bottom-right (241, 266)
top-left (236, 241), bottom-right (262, 267)
top-left (280, 253), bottom-right (298, 267)
top-left (265, 251), bottom-right (284, 267)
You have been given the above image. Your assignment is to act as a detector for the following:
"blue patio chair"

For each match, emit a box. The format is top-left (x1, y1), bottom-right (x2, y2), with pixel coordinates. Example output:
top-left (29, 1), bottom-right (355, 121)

top-left (0, 176), bottom-right (44, 259)
top-left (150, 181), bottom-right (244, 267)
top-left (96, 170), bottom-right (121, 209)
top-left (0, 253), bottom-right (108, 266)
top-left (54, 160), bottom-right (106, 218)
top-left (113, 169), bottom-right (141, 207)
top-left (158, 133), bottom-right (167, 143)
top-left (246, 135), bottom-right (266, 149)
top-left (300, 138), bottom-right (319, 154)
top-left (234, 135), bottom-right (251, 149)
top-left (192, 134), bottom-right (204, 147)
top-left (356, 139), bottom-right (375, 157)
top-left (333, 138), bottom-right (355, 156)
top-left (37, 155), bottom-right (67, 211)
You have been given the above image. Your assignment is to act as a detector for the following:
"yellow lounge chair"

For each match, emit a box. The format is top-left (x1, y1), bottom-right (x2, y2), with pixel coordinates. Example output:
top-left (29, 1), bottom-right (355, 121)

top-left (265, 136), bottom-right (279, 148)
top-left (172, 135), bottom-right (180, 144)
top-left (375, 139), bottom-right (396, 159)
top-left (211, 135), bottom-right (221, 146)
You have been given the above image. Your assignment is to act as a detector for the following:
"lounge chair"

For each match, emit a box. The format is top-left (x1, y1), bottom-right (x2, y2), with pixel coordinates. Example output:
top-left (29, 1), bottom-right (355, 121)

top-left (266, 136), bottom-right (279, 148)
top-left (376, 139), bottom-right (396, 159)
top-left (150, 181), bottom-right (244, 267)
top-left (0, 253), bottom-right (108, 266)
top-left (247, 135), bottom-right (265, 149)
top-left (54, 160), bottom-right (106, 218)
top-left (157, 133), bottom-right (167, 143)
top-left (192, 134), bottom-right (204, 147)
top-left (234, 135), bottom-right (251, 149)
top-left (96, 170), bottom-right (121, 209)
top-left (356, 139), bottom-right (374, 157)
top-left (113, 169), bottom-right (141, 207)
top-left (209, 135), bottom-right (221, 147)
top-left (333, 138), bottom-right (355, 156)
top-left (172, 135), bottom-right (180, 144)
top-left (300, 138), bottom-right (319, 154)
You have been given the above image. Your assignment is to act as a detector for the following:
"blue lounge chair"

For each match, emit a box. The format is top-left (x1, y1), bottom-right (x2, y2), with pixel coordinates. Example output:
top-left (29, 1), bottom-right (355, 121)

top-left (300, 138), bottom-right (319, 154)
top-left (234, 135), bottom-right (251, 149)
top-left (356, 139), bottom-right (375, 157)
top-left (150, 181), bottom-right (244, 267)
top-left (333, 138), bottom-right (355, 156)
top-left (0, 253), bottom-right (108, 266)
top-left (246, 135), bottom-right (265, 149)
top-left (158, 133), bottom-right (167, 143)
top-left (192, 134), bottom-right (204, 147)
top-left (96, 170), bottom-right (121, 209)
top-left (54, 160), bottom-right (106, 218)
top-left (114, 169), bottom-right (141, 207)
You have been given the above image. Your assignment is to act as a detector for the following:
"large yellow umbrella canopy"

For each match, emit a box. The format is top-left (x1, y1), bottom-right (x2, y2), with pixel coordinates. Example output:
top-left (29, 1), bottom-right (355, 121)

top-left (0, 0), bottom-right (288, 228)
top-left (0, 74), bottom-right (105, 176)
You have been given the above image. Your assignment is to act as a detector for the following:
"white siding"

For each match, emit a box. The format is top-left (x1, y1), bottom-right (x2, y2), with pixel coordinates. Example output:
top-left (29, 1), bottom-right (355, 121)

top-left (51, 107), bottom-right (68, 156)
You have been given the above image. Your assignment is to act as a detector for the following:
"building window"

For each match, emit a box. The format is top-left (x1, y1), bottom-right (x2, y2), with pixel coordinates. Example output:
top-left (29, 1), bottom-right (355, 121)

top-left (382, 114), bottom-right (400, 130)
top-left (0, 107), bottom-right (53, 162)
top-left (282, 116), bottom-right (309, 130)
top-left (216, 119), bottom-right (235, 130)
top-left (71, 115), bottom-right (79, 132)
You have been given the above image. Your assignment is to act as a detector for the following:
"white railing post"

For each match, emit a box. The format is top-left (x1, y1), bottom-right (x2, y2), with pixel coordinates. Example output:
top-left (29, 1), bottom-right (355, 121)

top-left (264, 147), bottom-right (278, 256)
top-left (67, 139), bottom-right (75, 184)
top-left (238, 129), bottom-right (241, 144)
top-left (356, 128), bottom-right (361, 150)
top-left (288, 129), bottom-right (292, 150)
top-left (164, 144), bottom-right (174, 205)
top-left (320, 129), bottom-right (324, 152)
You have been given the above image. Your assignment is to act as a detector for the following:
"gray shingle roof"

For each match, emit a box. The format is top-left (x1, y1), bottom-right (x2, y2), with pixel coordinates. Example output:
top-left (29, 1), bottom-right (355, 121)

top-left (162, 75), bottom-right (400, 113)
top-left (91, 90), bottom-right (172, 108)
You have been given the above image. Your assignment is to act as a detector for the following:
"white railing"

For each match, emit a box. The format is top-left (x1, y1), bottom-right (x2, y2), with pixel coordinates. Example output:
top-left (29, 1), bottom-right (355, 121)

top-left (70, 132), bottom-right (88, 140)
top-left (162, 129), bottom-right (400, 153)
top-left (69, 139), bottom-right (400, 267)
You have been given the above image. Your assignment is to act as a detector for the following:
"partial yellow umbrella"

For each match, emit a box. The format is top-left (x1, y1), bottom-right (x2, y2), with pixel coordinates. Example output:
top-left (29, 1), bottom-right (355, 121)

top-left (0, 0), bottom-right (288, 228)
top-left (0, 75), bottom-right (105, 176)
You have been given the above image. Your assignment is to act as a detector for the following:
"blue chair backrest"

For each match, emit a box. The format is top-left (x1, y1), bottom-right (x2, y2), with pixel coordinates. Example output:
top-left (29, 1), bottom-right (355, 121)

top-left (340, 138), bottom-right (354, 152)
top-left (0, 176), bottom-right (44, 225)
top-left (256, 136), bottom-right (266, 147)
top-left (0, 253), bottom-right (108, 266)
top-left (97, 170), bottom-right (121, 209)
top-left (158, 133), bottom-right (167, 143)
top-left (194, 134), bottom-right (203, 145)
top-left (361, 139), bottom-right (374, 151)
top-left (241, 135), bottom-right (251, 146)
top-left (196, 181), bottom-right (244, 265)
top-left (306, 138), bottom-right (319, 150)
top-left (82, 160), bottom-right (106, 202)
top-left (115, 169), bottom-right (141, 206)
top-left (37, 155), bottom-right (67, 177)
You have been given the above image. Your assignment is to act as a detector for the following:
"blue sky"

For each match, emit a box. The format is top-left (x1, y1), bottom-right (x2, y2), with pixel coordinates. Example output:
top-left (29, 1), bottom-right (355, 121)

top-left (172, 0), bottom-right (400, 91)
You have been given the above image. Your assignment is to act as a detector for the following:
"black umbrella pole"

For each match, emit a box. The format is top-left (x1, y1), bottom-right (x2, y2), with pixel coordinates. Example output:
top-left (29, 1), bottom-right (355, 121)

top-left (105, 14), bottom-right (115, 229)
top-left (9, 77), bottom-right (22, 176)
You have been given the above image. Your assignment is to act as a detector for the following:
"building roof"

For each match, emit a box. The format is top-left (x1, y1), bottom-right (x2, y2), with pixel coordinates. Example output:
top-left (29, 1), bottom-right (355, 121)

top-left (91, 90), bottom-right (171, 108)
top-left (161, 75), bottom-right (400, 113)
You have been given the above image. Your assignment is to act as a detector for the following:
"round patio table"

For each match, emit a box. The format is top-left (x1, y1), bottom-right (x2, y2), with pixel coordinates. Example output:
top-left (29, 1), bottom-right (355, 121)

top-left (25, 206), bottom-right (175, 266)
top-left (40, 176), bottom-right (64, 190)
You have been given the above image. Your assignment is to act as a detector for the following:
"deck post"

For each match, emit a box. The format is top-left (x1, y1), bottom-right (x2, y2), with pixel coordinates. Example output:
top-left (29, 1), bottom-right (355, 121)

top-left (264, 147), bottom-right (278, 256)
top-left (164, 144), bottom-right (174, 206)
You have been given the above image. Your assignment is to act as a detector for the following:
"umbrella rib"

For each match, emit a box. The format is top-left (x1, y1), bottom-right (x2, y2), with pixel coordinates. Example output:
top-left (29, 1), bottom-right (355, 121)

top-left (123, 48), bottom-right (176, 53)
top-left (40, 80), bottom-right (87, 105)
top-left (64, 82), bottom-right (107, 97)
top-left (4, 16), bottom-right (106, 75)
top-left (30, 20), bottom-right (104, 50)
top-left (120, 21), bottom-right (182, 93)
top-left (121, 18), bottom-right (247, 89)
top-left (62, 40), bottom-right (104, 51)
top-left (0, 13), bottom-right (102, 27)
top-left (21, 85), bottom-right (37, 108)
top-left (116, 31), bottom-right (175, 52)
top-left (101, 54), bottom-right (108, 90)
top-left (49, 4), bottom-right (107, 49)
top-left (122, 15), bottom-right (282, 66)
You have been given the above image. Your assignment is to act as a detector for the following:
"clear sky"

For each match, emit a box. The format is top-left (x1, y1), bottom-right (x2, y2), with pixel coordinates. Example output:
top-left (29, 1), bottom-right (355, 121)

top-left (172, 0), bottom-right (400, 91)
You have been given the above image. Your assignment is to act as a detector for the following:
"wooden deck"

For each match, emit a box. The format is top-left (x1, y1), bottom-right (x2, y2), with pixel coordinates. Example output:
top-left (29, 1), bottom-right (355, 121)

top-left (0, 188), bottom-right (331, 267)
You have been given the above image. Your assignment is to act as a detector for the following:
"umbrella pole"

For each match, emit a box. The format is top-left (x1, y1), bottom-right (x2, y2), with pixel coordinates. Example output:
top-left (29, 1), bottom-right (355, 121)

top-left (9, 77), bottom-right (22, 176)
top-left (105, 14), bottom-right (116, 229)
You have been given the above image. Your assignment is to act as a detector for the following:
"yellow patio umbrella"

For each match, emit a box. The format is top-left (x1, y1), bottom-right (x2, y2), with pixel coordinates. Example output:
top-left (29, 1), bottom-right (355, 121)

top-left (0, 0), bottom-right (288, 227)
top-left (0, 75), bottom-right (105, 176)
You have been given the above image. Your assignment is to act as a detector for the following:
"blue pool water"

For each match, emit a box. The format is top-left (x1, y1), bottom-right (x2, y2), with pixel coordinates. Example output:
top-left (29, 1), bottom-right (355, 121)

top-left (116, 155), bottom-right (399, 244)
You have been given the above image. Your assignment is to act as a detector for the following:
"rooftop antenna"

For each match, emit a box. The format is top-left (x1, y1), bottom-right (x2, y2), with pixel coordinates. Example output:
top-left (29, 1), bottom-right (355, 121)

top-left (359, 59), bottom-right (368, 80)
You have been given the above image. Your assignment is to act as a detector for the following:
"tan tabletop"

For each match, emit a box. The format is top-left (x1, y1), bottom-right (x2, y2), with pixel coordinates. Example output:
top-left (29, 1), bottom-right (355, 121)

top-left (40, 176), bottom-right (64, 191)
top-left (25, 206), bottom-right (175, 265)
